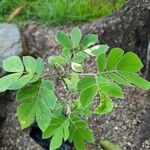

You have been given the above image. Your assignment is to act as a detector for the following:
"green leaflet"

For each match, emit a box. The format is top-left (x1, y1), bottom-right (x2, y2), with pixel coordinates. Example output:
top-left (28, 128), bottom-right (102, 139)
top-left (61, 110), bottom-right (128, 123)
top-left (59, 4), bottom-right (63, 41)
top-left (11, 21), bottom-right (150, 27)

top-left (119, 72), bottom-right (150, 90)
top-left (80, 84), bottom-right (98, 108)
top-left (78, 106), bottom-right (93, 117)
top-left (96, 93), bottom-right (114, 115)
top-left (30, 75), bottom-right (40, 83)
top-left (8, 74), bottom-right (34, 90)
top-left (50, 127), bottom-right (63, 150)
top-left (16, 85), bottom-right (39, 101)
top-left (36, 97), bottom-right (52, 132)
top-left (71, 62), bottom-right (83, 72)
top-left (69, 115), bottom-right (94, 150)
top-left (117, 52), bottom-right (143, 72)
top-left (77, 76), bottom-right (96, 91)
top-left (72, 52), bottom-right (86, 63)
top-left (23, 56), bottom-right (37, 73)
top-left (41, 80), bottom-right (54, 91)
top-left (97, 53), bottom-right (106, 72)
top-left (0, 73), bottom-right (22, 92)
top-left (62, 48), bottom-right (72, 59)
top-left (99, 82), bottom-right (124, 99)
top-left (92, 45), bottom-right (109, 56)
top-left (43, 116), bottom-right (70, 150)
top-left (56, 31), bottom-right (73, 49)
top-left (107, 48), bottom-right (124, 71)
top-left (3, 56), bottom-right (24, 72)
top-left (108, 72), bottom-right (131, 86)
top-left (49, 55), bottom-right (68, 66)
top-left (39, 87), bottom-right (57, 110)
top-left (73, 130), bottom-right (85, 150)
top-left (63, 119), bottom-right (70, 141)
top-left (64, 73), bottom-right (79, 91)
top-left (17, 98), bottom-right (36, 129)
top-left (98, 75), bottom-right (109, 84)
top-left (84, 45), bottom-right (109, 57)
top-left (70, 27), bottom-right (82, 48)
top-left (36, 57), bottom-right (44, 75)
top-left (43, 116), bottom-right (66, 138)
top-left (81, 34), bottom-right (98, 49)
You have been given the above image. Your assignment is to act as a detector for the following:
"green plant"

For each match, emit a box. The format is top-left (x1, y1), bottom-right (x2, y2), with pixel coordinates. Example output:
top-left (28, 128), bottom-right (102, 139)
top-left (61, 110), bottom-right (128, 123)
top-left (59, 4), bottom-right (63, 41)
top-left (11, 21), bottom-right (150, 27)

top-left (0, 0), bottom-right (126, 26)
top-left (0, 27), bottom-right (150, 150)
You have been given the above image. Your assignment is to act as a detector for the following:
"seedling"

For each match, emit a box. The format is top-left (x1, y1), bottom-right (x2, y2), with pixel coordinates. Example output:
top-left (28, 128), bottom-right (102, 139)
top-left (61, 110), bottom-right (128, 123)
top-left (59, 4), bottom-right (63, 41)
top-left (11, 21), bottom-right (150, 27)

top-left (0, 27), bottom-right (150, 150)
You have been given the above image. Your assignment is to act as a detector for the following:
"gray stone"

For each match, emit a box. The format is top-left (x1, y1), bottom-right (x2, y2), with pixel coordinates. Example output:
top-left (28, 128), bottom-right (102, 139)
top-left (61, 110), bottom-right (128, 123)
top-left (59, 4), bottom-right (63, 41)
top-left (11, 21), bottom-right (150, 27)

top-left (0, 23), bottom-right (23, 75)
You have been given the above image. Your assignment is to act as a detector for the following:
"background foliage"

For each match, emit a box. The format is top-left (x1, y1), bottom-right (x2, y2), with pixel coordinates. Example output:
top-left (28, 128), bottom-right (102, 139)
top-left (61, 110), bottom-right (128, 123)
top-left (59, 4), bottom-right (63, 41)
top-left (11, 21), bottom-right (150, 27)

top-left (0, 0), bottom-right (126, 26)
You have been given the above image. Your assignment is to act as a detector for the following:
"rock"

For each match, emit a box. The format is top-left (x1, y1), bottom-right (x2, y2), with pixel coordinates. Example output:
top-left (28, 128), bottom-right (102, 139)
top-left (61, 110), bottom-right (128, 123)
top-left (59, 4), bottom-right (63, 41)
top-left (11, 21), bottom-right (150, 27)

top-left (0, 23), bottom-right (23, 140)
top-left (24, 0), bottom-right (150, 71)
top-left (0, 23), bottom-right (23, 76)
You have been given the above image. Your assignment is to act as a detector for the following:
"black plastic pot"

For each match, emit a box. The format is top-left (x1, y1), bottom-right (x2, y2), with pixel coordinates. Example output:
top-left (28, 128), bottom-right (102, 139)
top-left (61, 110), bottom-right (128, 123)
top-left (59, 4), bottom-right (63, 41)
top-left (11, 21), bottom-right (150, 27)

top-left (29, 123), bottom-right (74, 150)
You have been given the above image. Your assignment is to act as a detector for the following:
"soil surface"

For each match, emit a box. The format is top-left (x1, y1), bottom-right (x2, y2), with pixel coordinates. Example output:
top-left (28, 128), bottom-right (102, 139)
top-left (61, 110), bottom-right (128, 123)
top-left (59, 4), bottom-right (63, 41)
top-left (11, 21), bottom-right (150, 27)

top-left (0, 25), bottom-right (150, 150)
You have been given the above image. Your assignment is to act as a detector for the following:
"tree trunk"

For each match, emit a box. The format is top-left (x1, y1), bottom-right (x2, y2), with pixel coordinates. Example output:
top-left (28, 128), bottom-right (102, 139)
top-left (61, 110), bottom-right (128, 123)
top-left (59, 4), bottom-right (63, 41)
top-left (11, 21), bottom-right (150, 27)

top-left (24, 0), bottom-right (150, 71)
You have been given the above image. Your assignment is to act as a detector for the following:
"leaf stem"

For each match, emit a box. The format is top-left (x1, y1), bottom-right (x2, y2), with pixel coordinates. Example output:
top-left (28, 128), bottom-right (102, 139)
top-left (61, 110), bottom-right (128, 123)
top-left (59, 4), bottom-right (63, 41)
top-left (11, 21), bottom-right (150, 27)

top-left (53, 65), bottom-right (67, 88)
top-left (77, 73), bottom-right (96, 76)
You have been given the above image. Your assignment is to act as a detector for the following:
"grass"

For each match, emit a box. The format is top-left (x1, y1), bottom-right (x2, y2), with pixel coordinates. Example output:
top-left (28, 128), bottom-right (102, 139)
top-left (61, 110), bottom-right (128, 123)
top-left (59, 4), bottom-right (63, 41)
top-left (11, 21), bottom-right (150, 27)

top-left (0, 0), bottom-right (126, 26)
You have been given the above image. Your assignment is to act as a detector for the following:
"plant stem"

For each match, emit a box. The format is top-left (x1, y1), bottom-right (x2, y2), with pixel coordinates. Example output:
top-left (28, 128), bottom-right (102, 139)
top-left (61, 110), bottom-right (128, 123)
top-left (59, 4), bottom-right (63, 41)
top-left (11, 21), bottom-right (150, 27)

top-left (77, 73), bottom-right (96, 76)
top-left (53, 65), bottom-right (67, 86)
